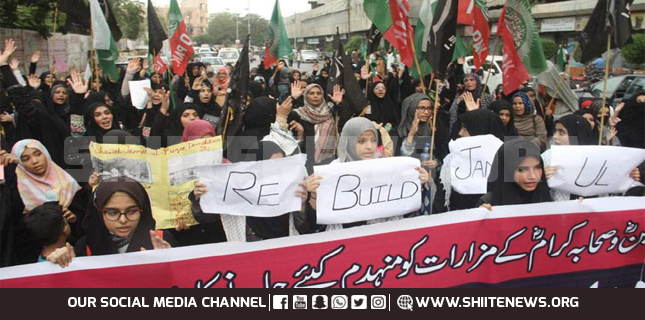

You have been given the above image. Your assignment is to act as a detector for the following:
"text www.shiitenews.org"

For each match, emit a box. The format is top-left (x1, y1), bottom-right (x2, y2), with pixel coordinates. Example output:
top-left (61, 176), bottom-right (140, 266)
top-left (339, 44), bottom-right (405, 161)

top-left (415, 297), bottom-right (579, 308)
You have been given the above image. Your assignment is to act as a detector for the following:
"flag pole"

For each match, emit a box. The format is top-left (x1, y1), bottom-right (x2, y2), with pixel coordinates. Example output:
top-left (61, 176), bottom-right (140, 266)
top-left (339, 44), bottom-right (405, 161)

top-left (481, 36), bottom-right (500, 96)
top-left (598, 34), bottom-right (612, 146)
top-left (546, 42), bottom-right (579, 119)
top-left (429, 78), bottom-right (441, 160)
top-left (409, 33), bottom-right (427, 94)
top-left (50, 7), bottom-right (59, 73)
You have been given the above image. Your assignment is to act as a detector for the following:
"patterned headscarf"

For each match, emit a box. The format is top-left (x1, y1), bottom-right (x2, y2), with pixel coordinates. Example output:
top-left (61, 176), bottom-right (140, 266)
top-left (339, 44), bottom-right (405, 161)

top-left (12, 139), bottom-right (81, 211)
top-left (295, 84), bottom-right (337, 163)
top-left (512, 92), bottom-right (533, 116)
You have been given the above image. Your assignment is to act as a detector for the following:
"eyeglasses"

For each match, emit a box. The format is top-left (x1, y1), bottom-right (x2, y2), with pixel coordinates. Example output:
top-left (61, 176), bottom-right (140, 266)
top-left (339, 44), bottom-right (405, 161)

top-left (417, 107), bottom-right (432, 113)
top-left (102, 208), bottom-right (141, 221)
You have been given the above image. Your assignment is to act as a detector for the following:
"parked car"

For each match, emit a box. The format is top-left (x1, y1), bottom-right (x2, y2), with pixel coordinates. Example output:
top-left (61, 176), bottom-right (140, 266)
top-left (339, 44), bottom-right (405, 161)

top-left (300, 50), bottom-right (318, 63)
top-left (218, 49), bottom-right (240, 65)
top-left (462, 55), bottom-right (503, 93)
top-left (574, 74), bottom-right (645, 106)
top-left (199, 57), bottom-right (225, 72)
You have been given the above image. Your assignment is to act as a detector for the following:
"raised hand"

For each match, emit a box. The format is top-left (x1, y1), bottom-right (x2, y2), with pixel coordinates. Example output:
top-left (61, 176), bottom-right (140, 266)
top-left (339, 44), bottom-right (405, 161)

top-left (192, 74), bottom-right (205, 91)
top-left (127, 58), bottom-right (141, 72)
top-left (328, 84), bottom-right (344, 105)
top-left (9, 58), bottom-right (19, 71)
top-left (360, 65), bottom-right (370, 80)
top-left (0, 39), bottom-right (17, 66)
top-left (463, 91), bottom-right (480, 111)
top-left (276, 96), bottom-right (293, 117)
top-left (313, 61), bottom-right (319, 72)
top-left (160, 87), bottom-right (171, 113)
top-left (606, 126), bottom-right (617, 144)
top-left (27, 74), bottom-right (41, 88)
top-left (142, 58), bottom-right (149, 71)
top-left (67, 71), bottom-right (89, 94)
top-left (30, 51), bottom-right (41, 64)
top-left (290, 81), bottom-right (304, 99)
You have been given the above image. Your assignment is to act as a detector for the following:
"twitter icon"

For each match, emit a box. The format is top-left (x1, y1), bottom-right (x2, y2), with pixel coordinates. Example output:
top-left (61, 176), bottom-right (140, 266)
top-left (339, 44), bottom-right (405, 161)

top-left (351, 295), bottom-right (367, 310)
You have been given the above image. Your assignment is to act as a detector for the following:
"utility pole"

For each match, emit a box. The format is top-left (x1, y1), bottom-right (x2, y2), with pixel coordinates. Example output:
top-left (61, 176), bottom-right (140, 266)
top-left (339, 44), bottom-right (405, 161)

top-left (346, 0), bottom-right (351, 41)
top-left (236, 15), bottom-right (239, 43)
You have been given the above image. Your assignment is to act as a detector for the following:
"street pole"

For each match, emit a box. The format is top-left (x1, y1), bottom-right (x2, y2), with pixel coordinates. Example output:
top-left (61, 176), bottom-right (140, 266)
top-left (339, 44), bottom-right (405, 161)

top-left (236, 15), bottom-right (239, 43)
top-left (346, 0), bottom-right (351, 41)
top-left (247, 0), bottom-right (251, 48)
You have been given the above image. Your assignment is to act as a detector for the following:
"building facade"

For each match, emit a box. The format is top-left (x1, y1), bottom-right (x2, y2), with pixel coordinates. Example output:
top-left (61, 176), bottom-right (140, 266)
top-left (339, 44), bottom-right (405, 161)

top-left (284, 0), bottom-right (645, 51)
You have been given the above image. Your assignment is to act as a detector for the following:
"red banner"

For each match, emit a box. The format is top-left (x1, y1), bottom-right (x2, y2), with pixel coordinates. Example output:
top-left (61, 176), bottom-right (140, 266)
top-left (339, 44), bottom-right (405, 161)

top-left (384, 0), bottom-right (414, 67)
top-left (499, 6), bottom-right (530, 95)
top-left (152, 54), bottom-right (168, 74)
top-left (458, 0), bottom-right (476, 25)
top-left (471, 5), bottom-right (490, 72)
top-left (170, 21), bottom-right (194, 76)
top-left (1, 198), bottom-right (643, 288)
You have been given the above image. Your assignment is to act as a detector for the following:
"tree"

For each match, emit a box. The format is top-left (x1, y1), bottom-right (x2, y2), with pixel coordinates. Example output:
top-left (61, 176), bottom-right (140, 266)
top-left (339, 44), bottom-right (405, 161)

top-left (111, 0), bottom-right (144, 40)
top-left (344, 36), bottom-right (363, 54)
top-left (541, 38), bottom-right (558, 60)
top-left (622, 33), bottom-right (645, 65)
top-left (192, 34), bottom-right (214, 46)
top-left (0, 0), bottom-right (60, 38)
top-left (207, 12), bottom-right (268, 46)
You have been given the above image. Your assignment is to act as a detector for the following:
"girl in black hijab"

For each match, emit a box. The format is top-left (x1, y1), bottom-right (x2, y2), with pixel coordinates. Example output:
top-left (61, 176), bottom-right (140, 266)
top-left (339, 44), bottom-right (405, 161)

top-left (447, 73), bottom-right (494, 139)
top-left (77, 177), bottom-right (172, 256)
top-left (364, 80), bottom-right (400, 128)
top-left (436, 109), bottom-right (506, 213)
top-left (479, 139), bottom-right (552, 208)
top-left (615, 92), bottom-right (645, 149)
top-left (84, 102), bottom-right (119, 143)
top-left (489, 100), bottom-right (519, 138)
top-left (48, 82), bottom-right (71, 125)
top-left (187, 77), bottom-right (222, 129)
top-left (151, 102), bottom-right (204, 148)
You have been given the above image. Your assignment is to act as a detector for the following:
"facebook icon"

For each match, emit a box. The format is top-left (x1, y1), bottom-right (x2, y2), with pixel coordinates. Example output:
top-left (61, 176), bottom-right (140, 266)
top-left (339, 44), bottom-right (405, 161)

top-left (273, 295), bottom-right (289, 310)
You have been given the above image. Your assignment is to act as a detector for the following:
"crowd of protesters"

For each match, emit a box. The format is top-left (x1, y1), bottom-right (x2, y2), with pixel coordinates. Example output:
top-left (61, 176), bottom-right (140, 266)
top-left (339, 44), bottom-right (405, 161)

top-left (0, 38), bottom-right (643, 269)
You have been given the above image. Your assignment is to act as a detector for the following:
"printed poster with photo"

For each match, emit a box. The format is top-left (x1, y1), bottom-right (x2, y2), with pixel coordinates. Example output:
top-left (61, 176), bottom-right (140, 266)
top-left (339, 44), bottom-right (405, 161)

top-left (90, 137), bottom-right (223, 229)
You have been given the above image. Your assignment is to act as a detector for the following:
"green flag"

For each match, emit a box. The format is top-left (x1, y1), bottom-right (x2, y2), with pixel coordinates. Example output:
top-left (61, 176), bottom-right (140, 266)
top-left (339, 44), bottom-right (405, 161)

top-left (410, 0), bottom-right (467, 79)
top-left (503, 0), bottom-right (547, 75)
top-left (89, 0), bottom-right (119, 81)
top-left (263, 0), bottom-right (292, 68)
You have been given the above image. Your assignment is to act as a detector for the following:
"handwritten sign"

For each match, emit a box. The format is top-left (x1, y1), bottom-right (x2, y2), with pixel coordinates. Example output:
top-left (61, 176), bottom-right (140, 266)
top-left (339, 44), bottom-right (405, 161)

top-left (547, 145), bottom-right (645, 197)
top-left (314, 157), bottom-right (422, 225)
top-left (449, 135), bottom-right (503, 194)
top-left (90, 137), bottom-right (223, 229)
top-left (195, 154), bottom-right (307, 217)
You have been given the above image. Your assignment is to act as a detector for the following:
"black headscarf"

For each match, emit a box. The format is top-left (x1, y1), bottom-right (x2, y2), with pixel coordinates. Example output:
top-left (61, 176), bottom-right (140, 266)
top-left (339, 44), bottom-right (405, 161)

top-left (615, 92), bottom-right (645, 149)
top-left (242, 97), bottom-right (276, 140)
top-left (555, 114), bottom-right (594, 146)
top-left (458, 108), bottom-right (506, 140)
top-left (48, 83), bottom-right (71, 121)
top-left (486, 139), bottom-right (552, 206)
top-left (248, 81), bottom-right (265, 100)
top-left (489, 100), bottom-right (519, 138)
top-left (165, 103), bottom-right (204, 136)
top-left (83, 177), bottom-right (157, 255)
top-left (84, 102), bottom-right (118, 142)
top-left (192, 79), bottom-right (222, 118)
top-left (246, 140), bottom-right (290, 240)
top-left (367, 81), bottom-right (400, 126)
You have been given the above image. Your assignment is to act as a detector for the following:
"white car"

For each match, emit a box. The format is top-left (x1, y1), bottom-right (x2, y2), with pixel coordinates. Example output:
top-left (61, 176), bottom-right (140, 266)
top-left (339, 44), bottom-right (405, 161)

top-left (463, 55), bottom-right (503, 93)
top-left (199, 57), bottom-right (225, 73)
top-left (300, 50), bottom-right (318, 63)
top-left (218, 50), bottom-right (240, 65)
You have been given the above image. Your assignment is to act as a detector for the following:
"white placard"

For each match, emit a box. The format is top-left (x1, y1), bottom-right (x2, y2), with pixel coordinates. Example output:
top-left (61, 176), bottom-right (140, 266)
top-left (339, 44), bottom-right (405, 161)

top-left (314, 157), bottom-right (422, 225)
top-left (195, 154), bottom-right (307, 217)
top-left (449, 135), bottom-right (503, 194)
top-left (547, 145), bottom-right (645, 197)
top-left (128, 79), bottom-right (151, 109)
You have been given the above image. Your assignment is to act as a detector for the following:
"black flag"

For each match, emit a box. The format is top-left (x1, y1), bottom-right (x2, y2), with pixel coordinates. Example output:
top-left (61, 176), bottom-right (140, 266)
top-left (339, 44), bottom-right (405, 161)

top-left (218, 35), bottom-right (250, 145)
top-left (328, 30), bottom-right (368, 117)
top-left (424, 0), bottom-right (458, 80)
top-left (100, 0), bottom-right (122, 42)
top-left (580, 0), bottom-right (634, 63)
top-left (147, 0), bottom-right (168, 56)
top-left (57, 0), bottom-right (90, 35)
top-left (366, 24), bottom-right (383, 56)
top-left (58, 0), bottom-right (122, 41)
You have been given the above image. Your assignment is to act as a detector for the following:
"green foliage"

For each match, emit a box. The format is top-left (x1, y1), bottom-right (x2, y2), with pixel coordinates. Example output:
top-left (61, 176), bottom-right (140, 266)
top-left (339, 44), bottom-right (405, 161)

top-left (622, 33), bottom-right (645, 65)
top-left (344, 36), bottom-right (363, 54)
top-left (541, 38), bottom-right (558, 60)
top-left (207, 12), bottom-right (268, 46)
top-left (192, 34), bottom-right (214, 46)
top-left (112, 0), bottom-right (144, 40)
top-left (0, 0), bottom-right (59, 37)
